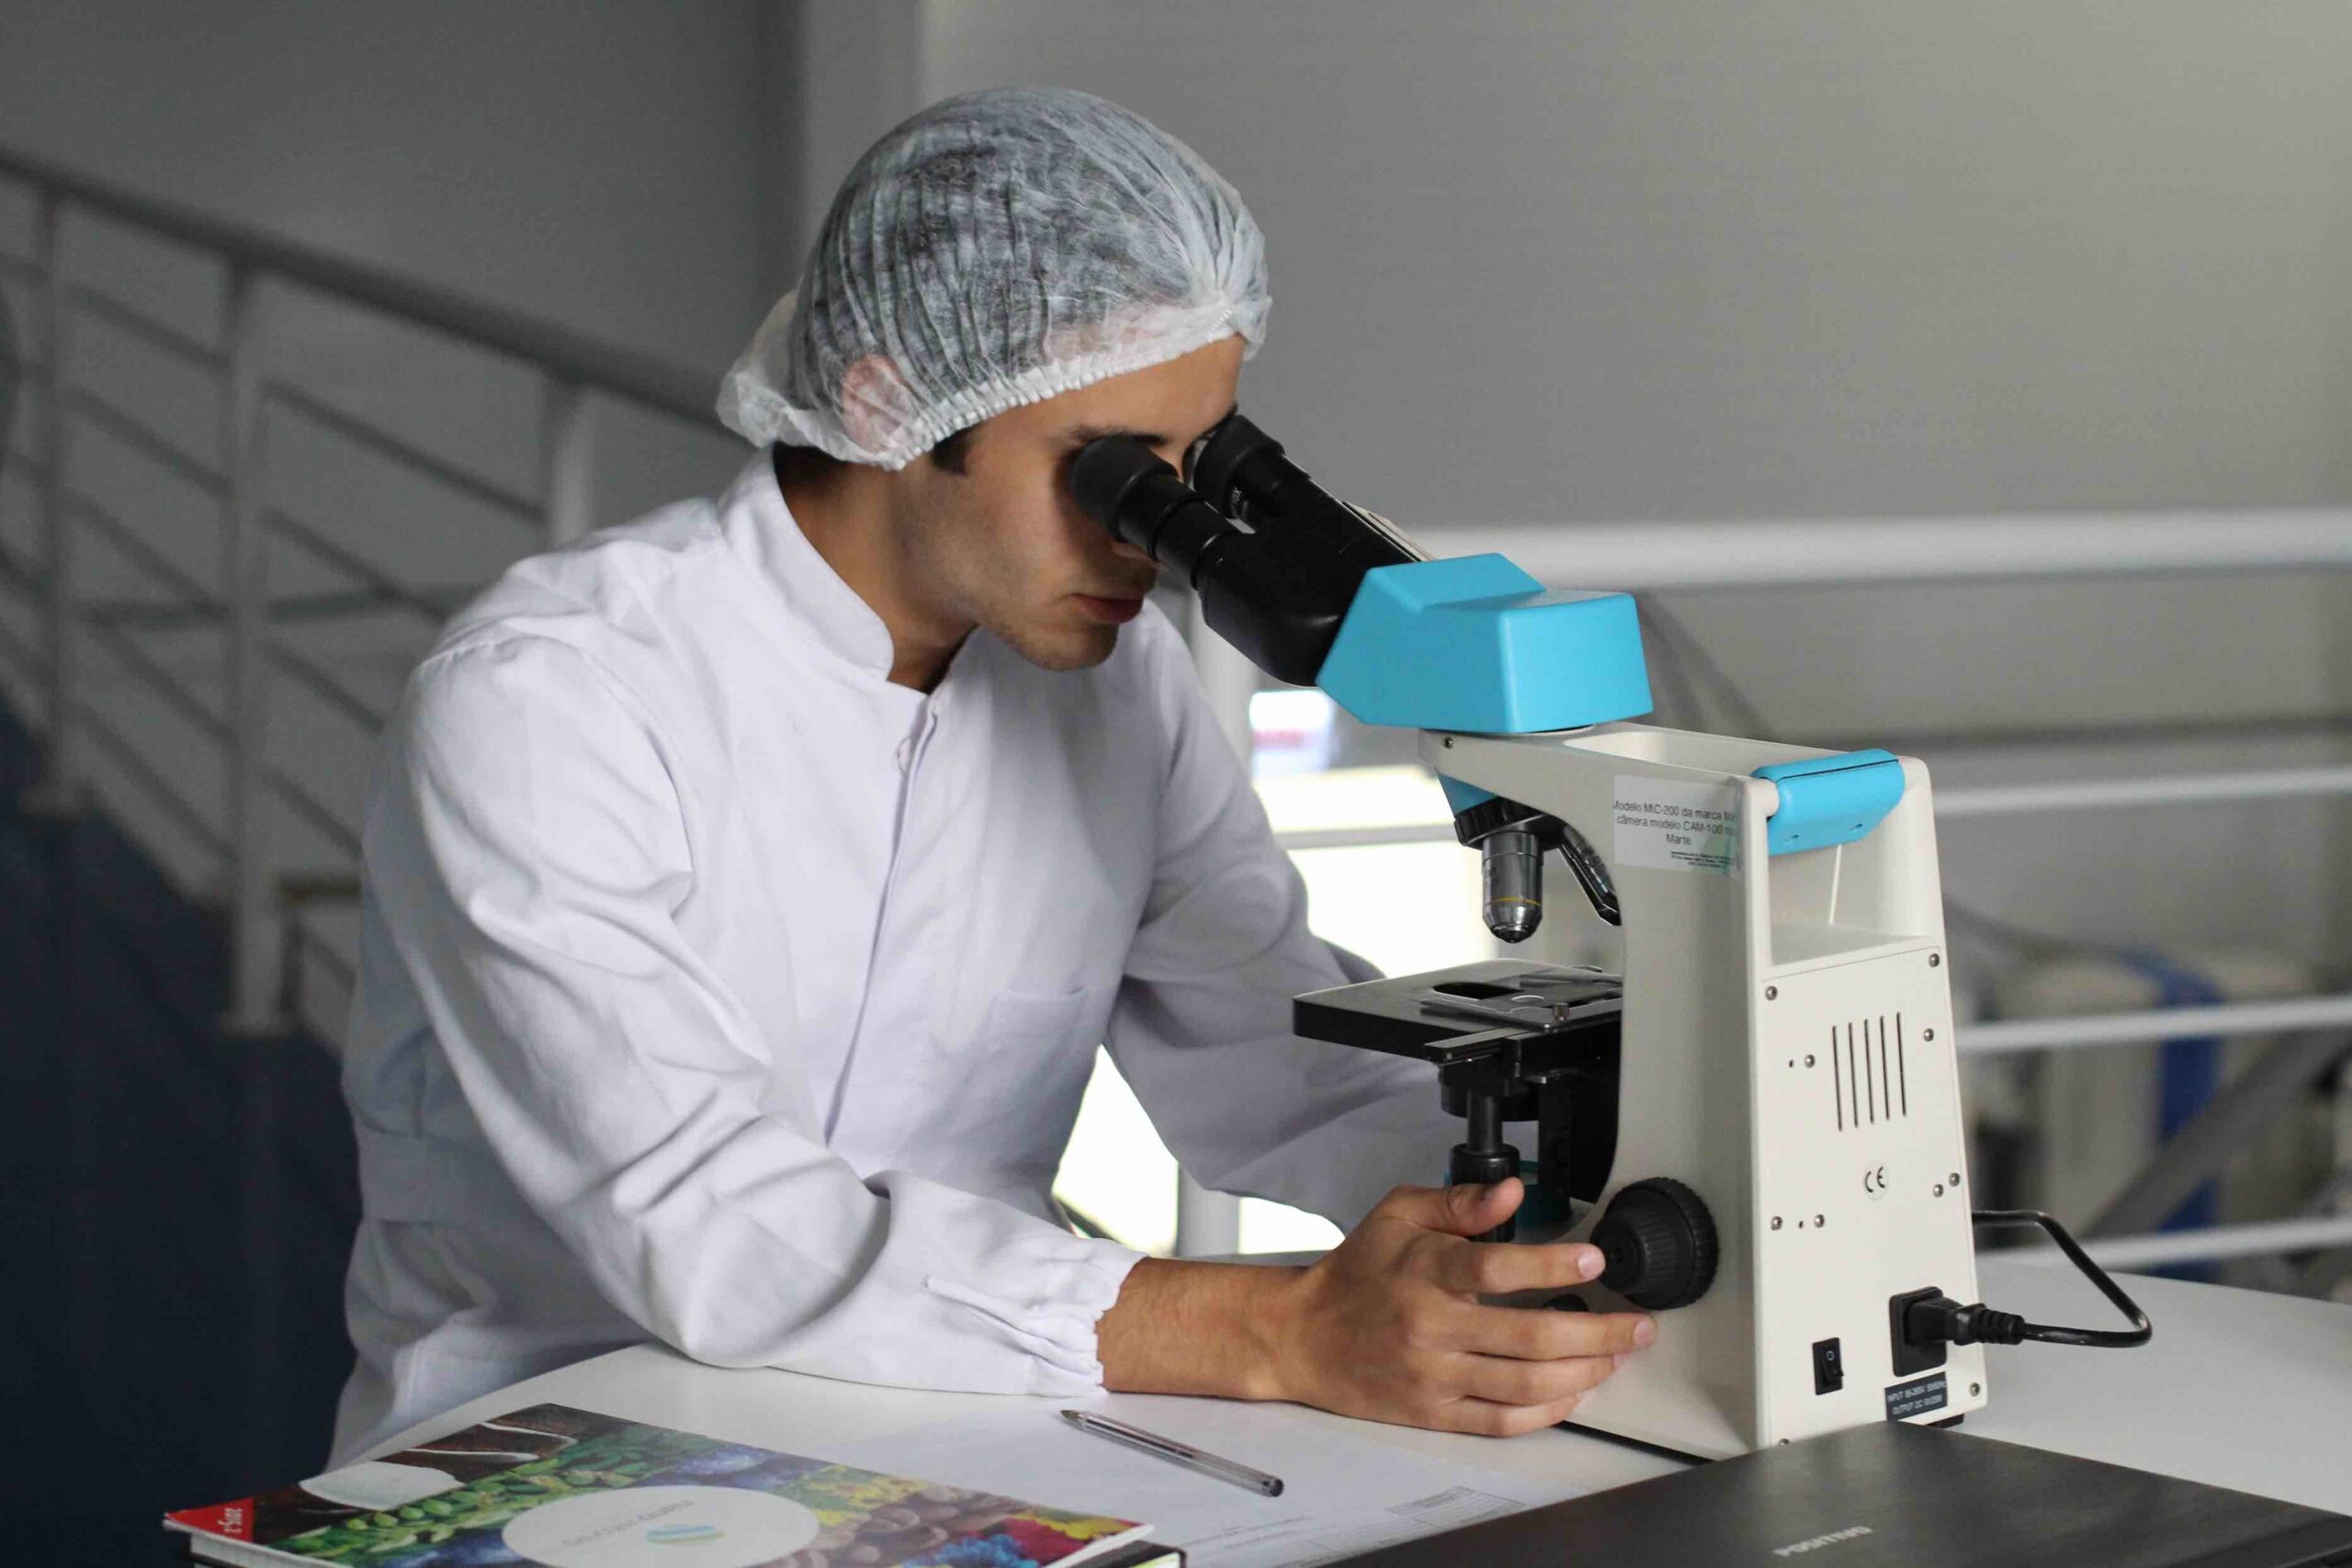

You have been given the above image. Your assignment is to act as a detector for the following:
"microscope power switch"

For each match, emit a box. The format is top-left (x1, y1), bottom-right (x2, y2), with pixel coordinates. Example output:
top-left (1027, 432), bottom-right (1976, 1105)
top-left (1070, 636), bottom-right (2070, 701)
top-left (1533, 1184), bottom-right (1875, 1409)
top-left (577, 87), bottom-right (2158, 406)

top-left (1812, 1337), bottom-right (1845, 1394)
top-left (1592, 1178), bottom-right (1719, 1311)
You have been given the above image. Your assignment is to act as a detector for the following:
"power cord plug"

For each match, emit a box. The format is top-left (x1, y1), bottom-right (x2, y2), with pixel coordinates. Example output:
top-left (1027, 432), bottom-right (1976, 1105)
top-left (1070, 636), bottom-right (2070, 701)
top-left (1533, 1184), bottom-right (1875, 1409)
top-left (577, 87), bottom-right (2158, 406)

top-left (1900, 1211), bottom-right (2154, 1356)
top-left (1901, 1293), bottom-right (2029, 1348)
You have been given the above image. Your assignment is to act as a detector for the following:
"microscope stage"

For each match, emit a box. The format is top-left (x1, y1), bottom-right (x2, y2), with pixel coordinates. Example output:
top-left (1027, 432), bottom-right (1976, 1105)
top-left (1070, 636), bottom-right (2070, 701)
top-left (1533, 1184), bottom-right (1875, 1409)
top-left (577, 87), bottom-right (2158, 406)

top-left (1293, 960), bottom-right (1623, 1065)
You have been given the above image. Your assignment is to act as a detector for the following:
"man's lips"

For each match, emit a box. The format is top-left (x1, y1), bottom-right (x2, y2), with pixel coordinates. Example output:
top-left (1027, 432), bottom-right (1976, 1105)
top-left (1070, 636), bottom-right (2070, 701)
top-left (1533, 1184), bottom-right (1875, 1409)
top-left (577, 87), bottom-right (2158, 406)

top-left (1073, 592), bottom-right (1148, 625)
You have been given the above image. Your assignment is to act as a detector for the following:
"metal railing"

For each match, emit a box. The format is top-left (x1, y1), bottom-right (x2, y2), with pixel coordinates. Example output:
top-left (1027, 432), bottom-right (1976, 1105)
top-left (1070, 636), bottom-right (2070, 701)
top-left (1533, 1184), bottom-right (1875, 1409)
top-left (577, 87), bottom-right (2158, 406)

top-left (0, 143), bottom-right (721, 1031)
top-left (1440, 514), bottom-right (2352, 589)
top-left (2, 145), bottom-right (2346, 1280)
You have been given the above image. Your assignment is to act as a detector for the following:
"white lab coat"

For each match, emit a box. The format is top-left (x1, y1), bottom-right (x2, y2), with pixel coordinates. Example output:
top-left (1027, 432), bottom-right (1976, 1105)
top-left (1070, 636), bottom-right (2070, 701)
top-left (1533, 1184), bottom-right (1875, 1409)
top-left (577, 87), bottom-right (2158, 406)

top-left (329, 453), bottom-right (1459, 1464)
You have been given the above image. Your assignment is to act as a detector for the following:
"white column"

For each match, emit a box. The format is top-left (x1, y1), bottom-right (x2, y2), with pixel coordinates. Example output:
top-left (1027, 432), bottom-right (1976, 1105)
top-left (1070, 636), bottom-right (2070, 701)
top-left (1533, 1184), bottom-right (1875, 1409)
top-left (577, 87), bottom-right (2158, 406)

top-left (1173, 597), bottom-right (1251, 1257)
top-left (221, 266), bottom-right (281, 1033)
top-left (28, 188), bottom-right (80, 811)
top-left (539, 374), bottom-right (594, 547)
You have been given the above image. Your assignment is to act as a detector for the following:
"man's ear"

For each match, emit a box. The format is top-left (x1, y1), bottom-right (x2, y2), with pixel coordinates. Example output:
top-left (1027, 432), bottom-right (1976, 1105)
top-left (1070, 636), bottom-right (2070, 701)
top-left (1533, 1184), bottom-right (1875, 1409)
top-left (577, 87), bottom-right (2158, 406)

top-left (836, 355), bottom-right (913, 457)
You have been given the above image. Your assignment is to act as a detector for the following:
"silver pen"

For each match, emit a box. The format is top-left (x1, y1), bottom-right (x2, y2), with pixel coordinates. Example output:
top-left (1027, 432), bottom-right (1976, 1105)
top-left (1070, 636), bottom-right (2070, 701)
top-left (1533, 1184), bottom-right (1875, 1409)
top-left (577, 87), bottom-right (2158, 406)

top-left (1058, 1409), bottom-right (1286, 1497)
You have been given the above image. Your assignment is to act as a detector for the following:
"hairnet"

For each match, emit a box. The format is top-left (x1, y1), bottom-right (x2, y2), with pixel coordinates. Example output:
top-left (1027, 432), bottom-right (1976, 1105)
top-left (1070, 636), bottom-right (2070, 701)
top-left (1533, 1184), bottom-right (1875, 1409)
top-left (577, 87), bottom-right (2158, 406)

top-left (718, 87), bottom-right (1268, 470)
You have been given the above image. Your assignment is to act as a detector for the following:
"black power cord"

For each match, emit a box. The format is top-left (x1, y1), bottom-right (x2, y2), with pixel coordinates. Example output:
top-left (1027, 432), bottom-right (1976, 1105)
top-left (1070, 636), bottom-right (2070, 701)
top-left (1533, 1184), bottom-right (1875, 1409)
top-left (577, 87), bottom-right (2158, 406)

top-left (1905, 1210), bottom-right (2154, 1350)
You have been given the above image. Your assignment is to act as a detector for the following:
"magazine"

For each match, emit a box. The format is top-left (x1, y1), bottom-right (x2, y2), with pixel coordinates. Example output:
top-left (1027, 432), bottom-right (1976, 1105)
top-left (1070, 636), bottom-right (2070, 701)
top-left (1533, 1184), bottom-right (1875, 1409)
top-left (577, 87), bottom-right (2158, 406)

top-left (164, 1402), bottom-right (1170, 1568)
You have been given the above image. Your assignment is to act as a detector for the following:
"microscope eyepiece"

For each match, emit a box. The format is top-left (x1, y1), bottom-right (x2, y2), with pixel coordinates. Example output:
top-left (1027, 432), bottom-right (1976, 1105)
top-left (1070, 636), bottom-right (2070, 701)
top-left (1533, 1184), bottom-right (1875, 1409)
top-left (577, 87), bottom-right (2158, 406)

top-left (1069, 425), bottom-right (1376, 687)
top-left (1185, 412), bottom-right (1422, 573)
top-left (1069, 435), bottom-right (1234, 579)
top-left (1184, 412), bottom-right (1283, 515)
top-left (1068, 431), bottom-right (1165, 525)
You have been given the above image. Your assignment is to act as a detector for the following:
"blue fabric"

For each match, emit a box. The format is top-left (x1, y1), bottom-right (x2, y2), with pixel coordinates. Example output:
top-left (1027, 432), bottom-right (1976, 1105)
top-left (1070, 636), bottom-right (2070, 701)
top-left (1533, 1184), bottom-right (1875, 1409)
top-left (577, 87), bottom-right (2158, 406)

top-left (2116, 950), bottom-right (2223, 1281)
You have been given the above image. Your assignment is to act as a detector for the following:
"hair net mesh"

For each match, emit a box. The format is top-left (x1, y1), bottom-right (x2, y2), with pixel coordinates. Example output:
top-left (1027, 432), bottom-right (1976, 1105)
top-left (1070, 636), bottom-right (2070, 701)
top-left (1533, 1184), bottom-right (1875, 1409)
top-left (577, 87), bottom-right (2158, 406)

top-left (718, 87), bottom-right (1268, 469)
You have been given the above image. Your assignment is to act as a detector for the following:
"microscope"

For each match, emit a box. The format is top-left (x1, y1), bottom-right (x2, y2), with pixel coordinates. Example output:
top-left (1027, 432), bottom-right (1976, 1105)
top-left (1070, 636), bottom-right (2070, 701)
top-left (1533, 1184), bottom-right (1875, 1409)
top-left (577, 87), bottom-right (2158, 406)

top-left (1071, 416), bottom-right (2147, 1461)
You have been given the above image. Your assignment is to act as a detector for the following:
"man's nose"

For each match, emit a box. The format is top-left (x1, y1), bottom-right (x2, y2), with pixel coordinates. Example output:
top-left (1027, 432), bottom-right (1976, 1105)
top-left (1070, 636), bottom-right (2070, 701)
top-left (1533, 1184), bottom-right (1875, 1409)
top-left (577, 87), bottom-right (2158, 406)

top-left (1109, 538), bottom-right (1157, 569)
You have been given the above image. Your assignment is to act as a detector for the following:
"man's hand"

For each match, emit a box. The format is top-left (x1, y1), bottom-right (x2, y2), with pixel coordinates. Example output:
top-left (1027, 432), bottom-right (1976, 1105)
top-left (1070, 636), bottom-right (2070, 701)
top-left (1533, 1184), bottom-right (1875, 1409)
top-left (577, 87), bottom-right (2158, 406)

top-left (1268, 1179), bottom-right (1654, 1434)
top-left (1098, 1178), bottom-right (1654, 1437)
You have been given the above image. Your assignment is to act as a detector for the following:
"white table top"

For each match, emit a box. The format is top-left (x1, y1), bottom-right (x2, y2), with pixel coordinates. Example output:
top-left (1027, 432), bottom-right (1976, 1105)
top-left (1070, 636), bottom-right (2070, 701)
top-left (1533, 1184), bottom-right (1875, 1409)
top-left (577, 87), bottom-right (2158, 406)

top-left (370, 1254), bottom-right (2352, 1538)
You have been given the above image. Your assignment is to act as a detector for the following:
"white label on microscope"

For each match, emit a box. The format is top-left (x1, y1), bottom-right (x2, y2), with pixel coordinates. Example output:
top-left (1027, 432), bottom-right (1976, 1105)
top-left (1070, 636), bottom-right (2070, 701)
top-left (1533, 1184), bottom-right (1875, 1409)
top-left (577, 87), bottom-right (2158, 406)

top-left (1611, 776), bottom-right (1741, 874)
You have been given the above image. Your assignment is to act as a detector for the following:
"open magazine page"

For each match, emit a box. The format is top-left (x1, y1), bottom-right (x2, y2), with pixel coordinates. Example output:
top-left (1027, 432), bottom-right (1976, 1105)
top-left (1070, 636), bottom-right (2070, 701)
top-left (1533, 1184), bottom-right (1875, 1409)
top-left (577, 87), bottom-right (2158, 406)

top-left (165, 1402), bottom-right (1151, 1568)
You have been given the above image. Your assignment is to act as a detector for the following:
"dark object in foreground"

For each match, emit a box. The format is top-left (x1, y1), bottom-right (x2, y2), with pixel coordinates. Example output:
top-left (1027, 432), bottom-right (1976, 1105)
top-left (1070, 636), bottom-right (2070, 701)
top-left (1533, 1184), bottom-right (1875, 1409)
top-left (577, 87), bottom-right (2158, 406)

top-left (1328, 1420), bottom-right (2352, 1568)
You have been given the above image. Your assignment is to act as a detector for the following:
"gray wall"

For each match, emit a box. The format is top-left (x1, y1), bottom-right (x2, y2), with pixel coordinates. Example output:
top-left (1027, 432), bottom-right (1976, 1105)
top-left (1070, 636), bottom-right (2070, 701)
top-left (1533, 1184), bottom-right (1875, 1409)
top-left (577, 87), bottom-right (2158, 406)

top-left (0, 3), bottom-right (786, 368)
top-left (920, 1), bottom-right (2352, 523)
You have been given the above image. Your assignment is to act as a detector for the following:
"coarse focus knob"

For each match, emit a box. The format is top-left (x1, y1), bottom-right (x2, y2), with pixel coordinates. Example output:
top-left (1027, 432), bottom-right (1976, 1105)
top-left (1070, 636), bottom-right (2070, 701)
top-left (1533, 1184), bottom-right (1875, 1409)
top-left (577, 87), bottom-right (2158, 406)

top-left (1592, 1178), bottom-right (1719, 1311)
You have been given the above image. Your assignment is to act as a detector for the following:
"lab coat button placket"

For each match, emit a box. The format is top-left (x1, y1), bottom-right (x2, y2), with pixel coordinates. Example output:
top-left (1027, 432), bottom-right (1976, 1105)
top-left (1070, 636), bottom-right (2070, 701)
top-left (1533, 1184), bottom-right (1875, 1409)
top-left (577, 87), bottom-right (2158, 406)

top-left (896, 707), bottom-right (943, 776)
top-left (833, 709), bottom-right (945, 1149)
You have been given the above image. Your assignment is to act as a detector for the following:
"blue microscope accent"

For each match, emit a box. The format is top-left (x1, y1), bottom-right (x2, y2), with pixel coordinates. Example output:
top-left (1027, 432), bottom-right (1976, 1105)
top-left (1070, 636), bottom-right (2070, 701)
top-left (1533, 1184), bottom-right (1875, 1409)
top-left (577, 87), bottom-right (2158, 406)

top-left (1315, 555), bottom-right (1654, 735)
top-left (1439, 775), bottom-right (1498, 815)
top-left (1752, 750), bottom-right (1906, 856)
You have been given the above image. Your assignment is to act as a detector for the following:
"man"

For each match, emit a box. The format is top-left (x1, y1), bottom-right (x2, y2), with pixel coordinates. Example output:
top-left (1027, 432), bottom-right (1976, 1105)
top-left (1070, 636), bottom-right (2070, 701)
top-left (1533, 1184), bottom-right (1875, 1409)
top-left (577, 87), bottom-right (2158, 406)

top-left (331, 88), bottom-right (1649, 1466)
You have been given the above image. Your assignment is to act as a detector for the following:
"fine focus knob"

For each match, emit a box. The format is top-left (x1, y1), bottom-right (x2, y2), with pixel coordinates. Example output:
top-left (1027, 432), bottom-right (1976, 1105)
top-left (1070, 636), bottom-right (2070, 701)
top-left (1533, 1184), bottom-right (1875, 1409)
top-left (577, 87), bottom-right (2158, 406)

top-left (1592, 1177), bottom-right (1719, 1311)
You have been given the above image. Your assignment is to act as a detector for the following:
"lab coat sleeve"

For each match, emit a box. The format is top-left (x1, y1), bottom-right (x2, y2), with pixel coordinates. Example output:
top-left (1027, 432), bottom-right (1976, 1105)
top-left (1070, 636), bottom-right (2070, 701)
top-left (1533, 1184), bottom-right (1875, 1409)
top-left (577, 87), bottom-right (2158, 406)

top-left (1104, 626), bottom-right (1466, 1232)
top-left (372, 636), bottom-right (1141, 1392)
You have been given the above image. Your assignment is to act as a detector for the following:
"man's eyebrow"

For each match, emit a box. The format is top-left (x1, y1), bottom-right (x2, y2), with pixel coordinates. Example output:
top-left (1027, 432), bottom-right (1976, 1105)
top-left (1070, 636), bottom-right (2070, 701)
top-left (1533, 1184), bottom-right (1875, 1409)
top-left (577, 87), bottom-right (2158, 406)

top-left (1064, 423), bottom-right (1168, 447)
top-left (1065, 404), bottom-right (1238, 451)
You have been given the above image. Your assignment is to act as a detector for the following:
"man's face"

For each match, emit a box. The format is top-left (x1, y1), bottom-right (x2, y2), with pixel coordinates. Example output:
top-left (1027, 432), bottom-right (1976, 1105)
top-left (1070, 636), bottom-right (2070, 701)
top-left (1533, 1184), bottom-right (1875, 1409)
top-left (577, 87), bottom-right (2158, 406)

top-left (888, 334), bottom-right (1246, 672)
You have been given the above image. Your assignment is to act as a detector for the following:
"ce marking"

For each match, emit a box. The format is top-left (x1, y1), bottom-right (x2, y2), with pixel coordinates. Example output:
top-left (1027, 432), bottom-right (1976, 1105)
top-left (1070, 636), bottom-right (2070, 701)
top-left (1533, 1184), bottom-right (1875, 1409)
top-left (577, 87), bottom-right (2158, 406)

top-left (1861, 1165), bottom-right (1890, 1199)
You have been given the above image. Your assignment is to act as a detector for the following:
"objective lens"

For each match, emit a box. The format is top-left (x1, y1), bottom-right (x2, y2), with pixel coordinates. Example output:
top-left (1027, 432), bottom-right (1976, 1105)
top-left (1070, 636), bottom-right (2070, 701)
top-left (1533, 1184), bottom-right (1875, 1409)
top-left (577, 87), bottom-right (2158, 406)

top-left (1481, 828), bottom-right (1544, 943)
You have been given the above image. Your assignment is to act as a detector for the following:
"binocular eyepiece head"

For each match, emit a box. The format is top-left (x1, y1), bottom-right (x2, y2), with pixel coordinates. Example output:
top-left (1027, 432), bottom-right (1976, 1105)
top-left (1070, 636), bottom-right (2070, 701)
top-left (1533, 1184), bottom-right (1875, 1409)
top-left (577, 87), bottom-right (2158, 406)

top-left (1069, 413), bottom-right (1406, 690)
top-left (1069, 434), bottom-right (1233, 581)
top-left (1067, 412), bottom-right (1288, 550)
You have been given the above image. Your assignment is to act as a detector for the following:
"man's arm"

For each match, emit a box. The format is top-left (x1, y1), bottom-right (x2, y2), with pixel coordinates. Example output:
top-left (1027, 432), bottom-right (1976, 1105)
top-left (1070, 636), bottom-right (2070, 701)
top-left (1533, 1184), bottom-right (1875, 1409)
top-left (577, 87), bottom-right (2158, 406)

top-left (1100, 1179), bottom-right (1653, 1435)
top-left (1103, 613), bottom-right (1477, 1230)
top-left (374, 636), bottom-right (1143, 1391)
